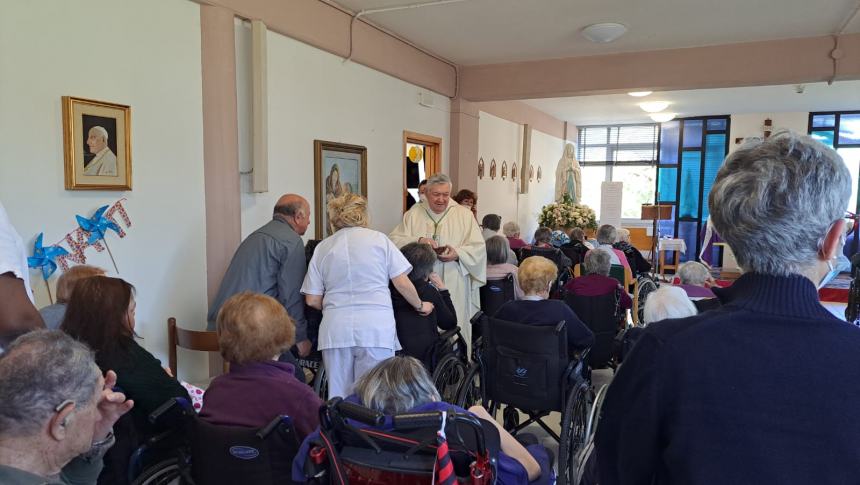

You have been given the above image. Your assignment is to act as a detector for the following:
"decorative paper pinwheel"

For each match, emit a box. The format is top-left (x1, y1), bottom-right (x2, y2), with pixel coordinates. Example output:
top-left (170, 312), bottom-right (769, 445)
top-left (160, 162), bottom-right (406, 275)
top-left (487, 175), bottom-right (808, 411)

top-left (76, 205), bottom-right (121, 273)
top-left (27, 232), bottom-right (69, 303)
top-left (76, 205), bottom-right (121, 245)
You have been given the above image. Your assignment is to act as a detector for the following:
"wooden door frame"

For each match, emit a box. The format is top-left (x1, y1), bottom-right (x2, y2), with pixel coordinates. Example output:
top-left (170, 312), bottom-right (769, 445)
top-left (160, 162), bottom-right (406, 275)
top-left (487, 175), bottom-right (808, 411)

top-left (403, 131), bottom-right (442, 212)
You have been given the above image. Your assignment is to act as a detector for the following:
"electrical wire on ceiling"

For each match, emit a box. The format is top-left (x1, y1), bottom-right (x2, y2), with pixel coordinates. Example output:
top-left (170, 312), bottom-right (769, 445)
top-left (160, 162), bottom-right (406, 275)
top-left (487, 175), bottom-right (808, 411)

top-left (829, 0), bottom-right (860, 85)
top-left (318, 0), bottom-right (466, 98)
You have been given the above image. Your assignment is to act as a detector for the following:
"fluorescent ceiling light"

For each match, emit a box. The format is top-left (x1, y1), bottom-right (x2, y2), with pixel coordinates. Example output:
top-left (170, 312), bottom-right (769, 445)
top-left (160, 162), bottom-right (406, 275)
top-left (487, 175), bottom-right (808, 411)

top-left (650, 112), bottom-right (676, 122)
top-left (628, 91), bottom-right (652, 97)
top-left (639, 101), bottom-right (670, 113)
top-left (581, 23), bottom-right (627, 43)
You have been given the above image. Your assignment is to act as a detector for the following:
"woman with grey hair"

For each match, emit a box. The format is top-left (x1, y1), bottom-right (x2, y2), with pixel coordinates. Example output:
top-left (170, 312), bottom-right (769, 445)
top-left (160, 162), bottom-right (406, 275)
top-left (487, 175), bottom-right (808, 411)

top-left (292, 356), bottom-right (550, 483)
top-left (563, 249), bottom-right (632, 311)
top-left (613, 228), bottom-right (651, 276)
top-left (597, 132), bottom-right (860, 484)
top-left (486, 235), bottom-right (524, 299)
top-left (595, 224), bottom-right (630, 271)
top-left (676, 261), bottom-right (716, 299)
top-left (391, 242), bottom-right (457, 366)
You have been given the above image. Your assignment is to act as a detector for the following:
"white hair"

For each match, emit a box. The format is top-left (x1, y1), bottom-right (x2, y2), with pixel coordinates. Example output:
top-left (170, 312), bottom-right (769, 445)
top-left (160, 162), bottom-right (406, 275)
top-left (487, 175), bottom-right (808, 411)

top-left (616, 228), bottom-right (631, 243)
top-left (503, 221), bottom-right (520, 237)
top-left (88, 125), bottom-right (109, 142)
top-left (643, 286), bottom-right (697, 324)
top-left (709, 131), bottom-right (850, 276)
top-left (425, 173), bottom-right (452, 189)
top-left (677, 261), bottom-right (711, 286)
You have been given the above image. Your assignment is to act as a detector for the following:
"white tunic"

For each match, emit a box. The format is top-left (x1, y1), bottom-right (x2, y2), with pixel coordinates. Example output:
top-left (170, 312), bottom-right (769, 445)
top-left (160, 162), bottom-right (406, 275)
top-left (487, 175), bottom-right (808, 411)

top-left (389, 199), bottom-right (487, 345)
top-left (301, 227), bottom-right (412, 351)
top-left (0, 201), bottom-right (33, 303)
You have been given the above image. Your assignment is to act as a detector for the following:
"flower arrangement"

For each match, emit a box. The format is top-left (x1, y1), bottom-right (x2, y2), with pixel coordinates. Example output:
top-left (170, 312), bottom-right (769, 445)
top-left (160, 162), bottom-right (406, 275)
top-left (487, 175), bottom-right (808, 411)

top-left (538, 194), bottom-right (598, 230)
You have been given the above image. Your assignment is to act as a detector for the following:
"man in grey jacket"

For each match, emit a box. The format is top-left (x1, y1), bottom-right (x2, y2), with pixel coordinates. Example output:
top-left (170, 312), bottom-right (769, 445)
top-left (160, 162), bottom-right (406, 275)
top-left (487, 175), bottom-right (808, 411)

top-left (208, 194), bottom-right (312, 358)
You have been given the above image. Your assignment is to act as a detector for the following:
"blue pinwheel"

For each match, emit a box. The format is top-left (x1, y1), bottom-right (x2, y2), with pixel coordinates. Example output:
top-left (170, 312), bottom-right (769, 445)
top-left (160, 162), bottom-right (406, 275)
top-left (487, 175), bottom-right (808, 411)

top-left (76, 205), bottom-right (121, 245)
top-left (27, 233), bottom-right (69, 280)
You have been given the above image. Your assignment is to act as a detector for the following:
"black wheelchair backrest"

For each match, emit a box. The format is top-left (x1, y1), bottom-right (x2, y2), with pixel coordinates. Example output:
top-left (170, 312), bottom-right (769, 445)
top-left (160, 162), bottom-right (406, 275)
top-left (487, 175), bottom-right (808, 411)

top-left (480, 274), bottom-right (516, 320)
top-left (563, 291), bottom-right (619, 369)
top-left (479, 314), bottom-right (571, 412)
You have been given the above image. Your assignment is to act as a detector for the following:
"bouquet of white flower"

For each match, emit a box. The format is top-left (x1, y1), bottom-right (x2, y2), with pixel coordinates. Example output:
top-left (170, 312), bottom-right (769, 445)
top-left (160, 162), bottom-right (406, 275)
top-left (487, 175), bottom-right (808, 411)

top-left (538, 194), bottom-right (597, 230)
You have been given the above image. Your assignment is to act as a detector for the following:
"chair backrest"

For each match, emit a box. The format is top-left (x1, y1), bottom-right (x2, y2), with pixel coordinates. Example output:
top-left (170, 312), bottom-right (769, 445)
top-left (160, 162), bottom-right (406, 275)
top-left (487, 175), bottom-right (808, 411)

top-left (480, 274), bottom-right (516, 318)
top-left (191, 415), bottom-right (300, 485)
top-left (167, 317), bottom-right (225, 377)
top-left (562, 292), bottom-right (619, 369)
top-left (520, 246), bottom-right (564, 268)
top-left (560, 245), bottom-right (587, 267)
top-left (480, 314), bottom-right (570, 411)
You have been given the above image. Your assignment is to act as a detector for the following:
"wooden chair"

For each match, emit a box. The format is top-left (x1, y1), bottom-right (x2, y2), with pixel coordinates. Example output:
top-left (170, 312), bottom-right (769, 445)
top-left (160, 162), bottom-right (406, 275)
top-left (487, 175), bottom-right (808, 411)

top-left (167, 317), bottom-right (227, 377)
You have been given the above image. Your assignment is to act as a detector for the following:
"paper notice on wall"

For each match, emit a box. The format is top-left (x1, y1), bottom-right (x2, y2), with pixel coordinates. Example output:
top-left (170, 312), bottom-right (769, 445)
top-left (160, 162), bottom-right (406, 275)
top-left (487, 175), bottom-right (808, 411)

top-left (600, 181), bottom-right (623, 229)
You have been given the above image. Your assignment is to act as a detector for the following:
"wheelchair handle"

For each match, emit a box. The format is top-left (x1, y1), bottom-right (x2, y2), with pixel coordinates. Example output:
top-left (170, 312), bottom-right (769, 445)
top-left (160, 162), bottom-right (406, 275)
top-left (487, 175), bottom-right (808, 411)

top-left (392, 412), bottom-right (443, 430)
top-left (335, 400), bottom-right (385, 427)
top-left (148, 397), bottom-right (192, 425)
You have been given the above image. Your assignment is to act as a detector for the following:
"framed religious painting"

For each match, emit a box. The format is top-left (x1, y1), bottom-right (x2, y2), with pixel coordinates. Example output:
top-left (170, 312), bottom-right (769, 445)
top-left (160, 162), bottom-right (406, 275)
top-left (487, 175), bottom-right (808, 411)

top-left (62, 96), bottom-right (132, 190)
top-left (314, 140), bottom-right (368, 239)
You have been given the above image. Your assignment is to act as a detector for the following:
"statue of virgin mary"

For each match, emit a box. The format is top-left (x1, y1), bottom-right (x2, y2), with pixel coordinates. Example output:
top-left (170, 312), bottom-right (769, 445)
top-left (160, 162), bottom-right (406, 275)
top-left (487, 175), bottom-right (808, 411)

top-left (554, 143), bottom-right (582, 203)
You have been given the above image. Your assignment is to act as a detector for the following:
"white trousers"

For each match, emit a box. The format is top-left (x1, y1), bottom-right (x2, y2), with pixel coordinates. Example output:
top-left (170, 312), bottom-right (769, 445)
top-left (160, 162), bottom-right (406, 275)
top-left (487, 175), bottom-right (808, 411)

top-left (322, 346), bottom-right (394, 400)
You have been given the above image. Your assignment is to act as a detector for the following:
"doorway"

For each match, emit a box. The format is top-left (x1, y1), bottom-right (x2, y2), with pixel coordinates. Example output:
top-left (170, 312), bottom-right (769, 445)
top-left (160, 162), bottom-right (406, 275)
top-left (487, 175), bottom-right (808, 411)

top-left (403, 131), bottom-right (442, 212)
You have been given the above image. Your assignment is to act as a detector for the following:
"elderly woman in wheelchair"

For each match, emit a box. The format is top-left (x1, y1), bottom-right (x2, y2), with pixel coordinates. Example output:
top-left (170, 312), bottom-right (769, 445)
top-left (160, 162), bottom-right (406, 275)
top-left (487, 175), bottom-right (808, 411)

top-left (495, 255), bottom-right (594, 356)
top-left (293, 356), bottom-right (553, 484)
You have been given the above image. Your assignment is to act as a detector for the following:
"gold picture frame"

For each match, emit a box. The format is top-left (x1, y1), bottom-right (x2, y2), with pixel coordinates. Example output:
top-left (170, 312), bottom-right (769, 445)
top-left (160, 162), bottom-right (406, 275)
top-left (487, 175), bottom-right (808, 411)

top-left (314, 140), bottom-right (368, 239)
top-left (62, 96), bottom-right (132, 190)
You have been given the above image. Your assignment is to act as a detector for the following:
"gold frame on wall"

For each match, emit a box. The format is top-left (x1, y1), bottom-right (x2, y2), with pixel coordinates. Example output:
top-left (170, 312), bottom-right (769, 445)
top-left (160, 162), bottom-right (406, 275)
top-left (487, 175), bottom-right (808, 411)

top-left (314, 140), bottom-right (368, 239)
top-left (62, 96), bottom-right (132, 191)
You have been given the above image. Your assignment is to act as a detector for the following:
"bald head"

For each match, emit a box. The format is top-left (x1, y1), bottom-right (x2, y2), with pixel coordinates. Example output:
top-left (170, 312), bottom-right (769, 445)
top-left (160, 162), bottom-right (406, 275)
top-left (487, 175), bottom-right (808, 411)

top-left (274, 194), bottom-right (311, 236)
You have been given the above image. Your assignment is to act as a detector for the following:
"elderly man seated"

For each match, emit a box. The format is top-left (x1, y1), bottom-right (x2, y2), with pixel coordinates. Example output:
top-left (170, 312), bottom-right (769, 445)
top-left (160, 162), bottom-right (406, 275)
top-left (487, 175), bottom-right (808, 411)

top-left (0, 330), bottom-right (133, 484)
top-left (676, 261), bottom-right (716, 299)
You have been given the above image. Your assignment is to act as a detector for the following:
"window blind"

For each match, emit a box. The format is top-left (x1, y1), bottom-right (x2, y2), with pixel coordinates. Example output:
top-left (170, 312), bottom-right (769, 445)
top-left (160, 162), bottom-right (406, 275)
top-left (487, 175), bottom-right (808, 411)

top-left (577, 124), bottom-right (659, 164)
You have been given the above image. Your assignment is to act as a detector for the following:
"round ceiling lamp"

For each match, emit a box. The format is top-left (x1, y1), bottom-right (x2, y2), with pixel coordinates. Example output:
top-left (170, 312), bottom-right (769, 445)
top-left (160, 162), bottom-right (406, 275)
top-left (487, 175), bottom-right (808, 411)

top-left (650, 112), bottom-right (676, 123)
top-left (581, 23), bottom-right (627, 43)
top-left (639, 101), bottom-right (670, 113)
top-left (628, 91), bottom-right (652, 97)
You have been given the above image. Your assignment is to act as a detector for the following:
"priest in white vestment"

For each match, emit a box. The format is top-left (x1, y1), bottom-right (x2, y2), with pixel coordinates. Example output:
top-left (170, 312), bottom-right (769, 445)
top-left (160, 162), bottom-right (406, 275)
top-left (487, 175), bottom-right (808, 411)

top-left (390, 174), bottom-right (486, 345)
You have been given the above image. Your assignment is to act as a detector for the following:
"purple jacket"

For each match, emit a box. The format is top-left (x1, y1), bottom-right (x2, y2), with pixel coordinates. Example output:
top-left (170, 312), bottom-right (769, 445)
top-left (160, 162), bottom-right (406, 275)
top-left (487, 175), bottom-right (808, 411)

top-left (199, 360), bottom-right (323, 439)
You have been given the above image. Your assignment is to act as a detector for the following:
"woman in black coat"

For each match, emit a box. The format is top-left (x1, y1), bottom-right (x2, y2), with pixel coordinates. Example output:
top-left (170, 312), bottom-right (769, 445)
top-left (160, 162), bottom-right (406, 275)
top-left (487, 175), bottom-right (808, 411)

top-left (391, 242), bottom-right (458, 367)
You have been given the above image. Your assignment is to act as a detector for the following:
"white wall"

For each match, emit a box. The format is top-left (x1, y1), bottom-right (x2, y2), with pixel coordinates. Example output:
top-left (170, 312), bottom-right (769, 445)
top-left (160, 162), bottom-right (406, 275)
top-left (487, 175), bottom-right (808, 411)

top-left (235, 21), bottom-right (450, 239)
top-left (520, 129), bottom-right (565, 241)
top-left (476, 112), bottom-right (521, 229)
top-left (729, 112), bottom-right (809, 153)
top-left (0, 0), bottom-right (209, 382)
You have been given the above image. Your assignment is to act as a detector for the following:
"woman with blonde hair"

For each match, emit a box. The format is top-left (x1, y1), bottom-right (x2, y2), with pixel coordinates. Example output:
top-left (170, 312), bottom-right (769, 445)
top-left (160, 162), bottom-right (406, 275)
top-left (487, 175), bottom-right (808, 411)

top-left (302, 193), bottom-right (434, 398)
top-left (495, 256), bottom-right (594, 355)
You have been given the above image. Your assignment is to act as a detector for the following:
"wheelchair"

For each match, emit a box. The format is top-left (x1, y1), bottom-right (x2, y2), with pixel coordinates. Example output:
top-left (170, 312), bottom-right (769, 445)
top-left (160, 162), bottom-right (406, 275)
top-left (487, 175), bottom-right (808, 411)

top-left (299, 397), bottom-right (501, 484)
top-left (561, 288), bottom-right (624, 370)
top-left (297, 348), bottom-right (329, 400)
top-left (130, 398), bottom-right (301, 485)
top-left (425, 327), bottom-right (471, 404)
top-left (455, 312), bottom-right (593, 485)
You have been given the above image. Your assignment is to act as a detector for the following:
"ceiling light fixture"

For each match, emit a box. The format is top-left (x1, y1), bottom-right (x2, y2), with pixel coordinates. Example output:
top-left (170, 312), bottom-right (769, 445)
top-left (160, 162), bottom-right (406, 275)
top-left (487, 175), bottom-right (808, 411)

top-left (639, 101), bottom-right (670, 113)
top-left (628, 91), bottom-right (652, 97)
top-left (581, 23), bottom-right (628, 43)
top-left (650, 112), bottom-right (676, 123)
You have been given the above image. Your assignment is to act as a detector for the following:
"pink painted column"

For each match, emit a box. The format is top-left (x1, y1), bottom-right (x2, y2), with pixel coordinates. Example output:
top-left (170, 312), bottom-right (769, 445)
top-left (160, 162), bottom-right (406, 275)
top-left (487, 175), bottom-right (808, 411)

top-left (200, 6), bottom-right (241, 306)
top-left (449, 97), bottom-right (479, 192)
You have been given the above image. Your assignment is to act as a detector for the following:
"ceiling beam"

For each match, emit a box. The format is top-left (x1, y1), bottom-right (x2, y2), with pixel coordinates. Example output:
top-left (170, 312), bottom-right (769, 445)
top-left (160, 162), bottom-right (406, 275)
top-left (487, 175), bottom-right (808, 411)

top-left (459, 33), bottom-right (860, 102)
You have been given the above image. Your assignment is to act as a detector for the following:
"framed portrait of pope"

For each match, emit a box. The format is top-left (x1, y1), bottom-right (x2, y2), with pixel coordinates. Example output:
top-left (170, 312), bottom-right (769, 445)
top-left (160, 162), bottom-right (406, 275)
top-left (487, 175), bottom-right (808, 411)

top-left (314, 140), bottom-right (368, 239)
top-left (62, 96), bottom-right (132, 190)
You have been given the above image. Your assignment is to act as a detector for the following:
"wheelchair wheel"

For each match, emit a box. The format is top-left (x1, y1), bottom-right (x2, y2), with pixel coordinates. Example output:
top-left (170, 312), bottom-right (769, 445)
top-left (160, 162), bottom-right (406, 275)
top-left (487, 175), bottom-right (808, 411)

top-left (558, 382), bottom-right (591, 485)
top-left (131, 458), bottom-right (181, 485)
top-left (313, 365), bottom-right (328, 400)
top-left (455, 363), bottom-right (482, 408)
top-left (432, 354), bottom-right (467, 403)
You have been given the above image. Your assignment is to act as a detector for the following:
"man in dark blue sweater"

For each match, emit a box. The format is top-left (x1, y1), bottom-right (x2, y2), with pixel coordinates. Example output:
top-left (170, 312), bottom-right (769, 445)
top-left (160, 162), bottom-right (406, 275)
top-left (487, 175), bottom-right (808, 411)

top-left (596, 132), bottom-right (860, 484)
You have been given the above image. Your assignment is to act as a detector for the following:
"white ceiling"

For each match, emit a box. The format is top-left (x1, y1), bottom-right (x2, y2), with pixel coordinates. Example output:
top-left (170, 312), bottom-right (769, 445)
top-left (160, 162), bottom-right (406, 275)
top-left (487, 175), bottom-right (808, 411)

top-left (333, 0), bottom-right (860, 65)
top-left (521, 81), bottom-right (860, 126)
